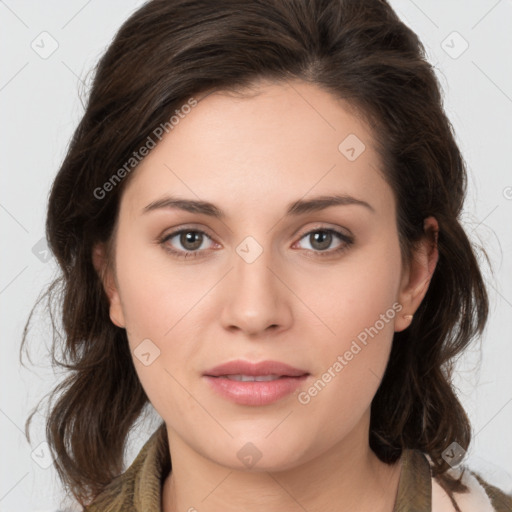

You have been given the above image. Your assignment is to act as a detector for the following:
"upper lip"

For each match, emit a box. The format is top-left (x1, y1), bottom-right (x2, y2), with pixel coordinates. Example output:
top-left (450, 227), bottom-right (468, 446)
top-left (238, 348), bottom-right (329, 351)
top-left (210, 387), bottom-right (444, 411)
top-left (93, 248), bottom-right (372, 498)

top-left (204, 360), bottom-right (309, 378)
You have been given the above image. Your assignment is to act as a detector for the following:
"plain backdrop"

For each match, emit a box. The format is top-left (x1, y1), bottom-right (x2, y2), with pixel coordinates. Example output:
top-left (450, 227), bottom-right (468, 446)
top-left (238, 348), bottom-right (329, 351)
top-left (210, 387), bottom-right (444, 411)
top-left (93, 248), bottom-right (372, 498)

top-left (1, 1), bottom-right (511, 510)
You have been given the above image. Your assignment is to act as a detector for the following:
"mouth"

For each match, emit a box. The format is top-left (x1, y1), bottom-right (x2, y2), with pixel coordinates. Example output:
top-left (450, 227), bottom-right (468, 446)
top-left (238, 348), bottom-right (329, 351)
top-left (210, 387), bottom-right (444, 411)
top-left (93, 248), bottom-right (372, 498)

top-left (204, 359), bottom-right (309, 378)
top-left (203, 360), bottom-right (310, 406)
top-left (218, 374), bottom-right (286, 382)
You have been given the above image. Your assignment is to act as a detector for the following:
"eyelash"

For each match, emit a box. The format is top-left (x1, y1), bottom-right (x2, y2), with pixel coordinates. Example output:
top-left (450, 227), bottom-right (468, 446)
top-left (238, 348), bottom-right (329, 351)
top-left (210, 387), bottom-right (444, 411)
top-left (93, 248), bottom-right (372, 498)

top-left (158, 227), bottom-right (354, 260)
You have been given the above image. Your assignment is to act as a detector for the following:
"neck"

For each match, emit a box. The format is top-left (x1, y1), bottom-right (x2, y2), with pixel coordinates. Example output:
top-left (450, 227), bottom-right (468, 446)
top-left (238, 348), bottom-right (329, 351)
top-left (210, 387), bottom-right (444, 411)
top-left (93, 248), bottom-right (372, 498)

top-left (162, 411), bottom-right (402, 512)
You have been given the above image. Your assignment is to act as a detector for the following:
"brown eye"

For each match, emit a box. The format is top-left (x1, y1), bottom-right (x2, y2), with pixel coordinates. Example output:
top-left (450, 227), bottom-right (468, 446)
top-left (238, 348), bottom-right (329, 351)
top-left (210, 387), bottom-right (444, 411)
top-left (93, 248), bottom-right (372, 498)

top-left (160, 229), bottom-right (216, 259)
top-left (295, 228), bottom-right (354, 257)
top-left (308, 231), bottom-right (333, 251)
top-left (179, 231), bottom-right (204, 251)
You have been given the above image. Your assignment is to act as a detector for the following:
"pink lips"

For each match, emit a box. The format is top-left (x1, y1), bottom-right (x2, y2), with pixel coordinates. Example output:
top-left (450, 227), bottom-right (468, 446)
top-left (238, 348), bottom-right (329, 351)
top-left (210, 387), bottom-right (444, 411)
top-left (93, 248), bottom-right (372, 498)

top-left (203, 360), bottom-right (309, 406)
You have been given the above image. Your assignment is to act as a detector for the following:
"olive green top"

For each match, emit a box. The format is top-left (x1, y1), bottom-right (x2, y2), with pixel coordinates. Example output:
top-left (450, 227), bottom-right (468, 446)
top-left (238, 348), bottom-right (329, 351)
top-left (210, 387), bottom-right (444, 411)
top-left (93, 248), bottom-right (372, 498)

top-left (84, 422), bottom-right (512, 511)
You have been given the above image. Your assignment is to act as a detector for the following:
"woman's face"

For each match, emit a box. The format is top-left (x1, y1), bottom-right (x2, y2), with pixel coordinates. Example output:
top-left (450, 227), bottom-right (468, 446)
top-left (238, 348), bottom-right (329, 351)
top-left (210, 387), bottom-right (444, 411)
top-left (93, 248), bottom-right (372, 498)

top-left (97, 80), bottom-right (436, 471)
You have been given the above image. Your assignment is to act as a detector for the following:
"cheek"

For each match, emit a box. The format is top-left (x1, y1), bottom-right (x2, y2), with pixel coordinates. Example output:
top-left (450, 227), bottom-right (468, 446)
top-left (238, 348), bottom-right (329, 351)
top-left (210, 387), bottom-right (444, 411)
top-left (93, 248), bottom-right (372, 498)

top-left (114, 235), bottom-right (203, 339)
top-left (113, 233), bottom-right (221, 396)
top-left (294, 239), bottom-right (402, 412)
top-left (302, 237), bottom-right (403, 346)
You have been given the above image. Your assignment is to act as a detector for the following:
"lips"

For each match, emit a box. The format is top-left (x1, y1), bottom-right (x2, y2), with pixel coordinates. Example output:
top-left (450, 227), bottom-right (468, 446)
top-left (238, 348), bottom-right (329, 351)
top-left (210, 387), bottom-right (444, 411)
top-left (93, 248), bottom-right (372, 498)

top-left (204, 360), bottom-right (309, 378)
top-left (203, 360), bottom-right (310, 406)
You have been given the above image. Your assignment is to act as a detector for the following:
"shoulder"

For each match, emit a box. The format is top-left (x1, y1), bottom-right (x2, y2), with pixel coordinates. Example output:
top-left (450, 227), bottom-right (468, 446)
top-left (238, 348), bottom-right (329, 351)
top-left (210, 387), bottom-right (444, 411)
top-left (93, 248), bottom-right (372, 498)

top-left (84, 422), bottom-right (170, 512)
top-left (429, 457), bottom-right (512, 512)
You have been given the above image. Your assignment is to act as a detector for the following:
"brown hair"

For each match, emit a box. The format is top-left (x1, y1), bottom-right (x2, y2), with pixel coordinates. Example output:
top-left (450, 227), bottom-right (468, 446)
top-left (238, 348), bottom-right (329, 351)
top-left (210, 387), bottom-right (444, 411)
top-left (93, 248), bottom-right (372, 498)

top-left (21, 0), bottom-right (489, 508)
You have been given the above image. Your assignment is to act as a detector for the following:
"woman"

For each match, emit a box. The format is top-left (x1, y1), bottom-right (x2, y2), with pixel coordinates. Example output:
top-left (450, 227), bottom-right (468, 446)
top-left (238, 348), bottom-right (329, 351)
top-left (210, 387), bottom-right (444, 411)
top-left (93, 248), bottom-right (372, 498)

top-left (22, 0), bottom-right (512, 510)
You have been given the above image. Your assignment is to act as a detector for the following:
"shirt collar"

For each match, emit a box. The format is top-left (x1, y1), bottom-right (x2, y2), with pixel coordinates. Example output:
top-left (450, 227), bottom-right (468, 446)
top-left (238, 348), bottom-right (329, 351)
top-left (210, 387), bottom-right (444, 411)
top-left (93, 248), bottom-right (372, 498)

top-left (393, 448), bottom-right (432, 512)
top-left (121, 424), bottom-right (432, 512)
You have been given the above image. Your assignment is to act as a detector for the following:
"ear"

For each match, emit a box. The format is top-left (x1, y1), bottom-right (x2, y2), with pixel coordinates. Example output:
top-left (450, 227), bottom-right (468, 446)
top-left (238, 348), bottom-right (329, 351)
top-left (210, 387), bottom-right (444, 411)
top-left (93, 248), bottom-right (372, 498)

top-left (395, 216), bottom-right (439, 332)
top-left (92, 242), bottom-right (126, 328)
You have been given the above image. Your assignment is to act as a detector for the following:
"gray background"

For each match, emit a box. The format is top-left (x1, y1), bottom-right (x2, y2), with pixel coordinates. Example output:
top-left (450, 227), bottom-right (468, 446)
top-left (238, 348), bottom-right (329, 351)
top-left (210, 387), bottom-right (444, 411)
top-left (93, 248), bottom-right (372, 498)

top-left (1, 0), bottom-right (511, 510)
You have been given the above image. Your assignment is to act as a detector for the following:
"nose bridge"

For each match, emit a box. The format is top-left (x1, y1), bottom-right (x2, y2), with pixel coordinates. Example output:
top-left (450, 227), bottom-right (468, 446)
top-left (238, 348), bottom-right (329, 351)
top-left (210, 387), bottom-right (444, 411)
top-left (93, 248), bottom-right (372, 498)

top-left (219, 234), bottom-right (291, 334)
top-left (234, 235), bottom-right (275, 294)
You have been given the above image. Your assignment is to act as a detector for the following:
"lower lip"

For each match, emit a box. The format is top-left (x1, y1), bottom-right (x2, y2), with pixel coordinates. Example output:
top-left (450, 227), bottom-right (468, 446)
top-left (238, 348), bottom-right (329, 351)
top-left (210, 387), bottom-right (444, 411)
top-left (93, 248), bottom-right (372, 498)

top-left (203, 375), bottom-right (308, 406)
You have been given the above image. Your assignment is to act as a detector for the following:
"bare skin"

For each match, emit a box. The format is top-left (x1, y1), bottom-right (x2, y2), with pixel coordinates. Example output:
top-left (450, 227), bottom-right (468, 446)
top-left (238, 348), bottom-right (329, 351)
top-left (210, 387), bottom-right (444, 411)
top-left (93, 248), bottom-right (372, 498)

top-left (94, 79), bottom-right (439, 512)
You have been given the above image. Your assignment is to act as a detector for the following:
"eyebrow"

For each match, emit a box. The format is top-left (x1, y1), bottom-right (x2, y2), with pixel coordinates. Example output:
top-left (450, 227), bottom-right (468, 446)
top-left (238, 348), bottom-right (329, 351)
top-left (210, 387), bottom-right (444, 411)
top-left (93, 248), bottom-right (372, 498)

top-left (142, 193), bottom-right (375, 218)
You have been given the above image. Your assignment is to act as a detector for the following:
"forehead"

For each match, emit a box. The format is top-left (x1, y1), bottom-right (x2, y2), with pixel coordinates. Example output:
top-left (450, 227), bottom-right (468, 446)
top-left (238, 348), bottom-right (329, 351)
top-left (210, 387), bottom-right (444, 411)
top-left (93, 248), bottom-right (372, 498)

top-left (120, 80), bottom-right (393, 218)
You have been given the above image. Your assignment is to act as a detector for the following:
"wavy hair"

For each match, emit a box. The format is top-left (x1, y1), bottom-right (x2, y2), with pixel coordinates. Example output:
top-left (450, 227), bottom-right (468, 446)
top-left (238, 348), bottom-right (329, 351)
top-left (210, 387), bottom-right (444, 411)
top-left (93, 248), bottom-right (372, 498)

top-left (21, 0), bottom-right (489, 508)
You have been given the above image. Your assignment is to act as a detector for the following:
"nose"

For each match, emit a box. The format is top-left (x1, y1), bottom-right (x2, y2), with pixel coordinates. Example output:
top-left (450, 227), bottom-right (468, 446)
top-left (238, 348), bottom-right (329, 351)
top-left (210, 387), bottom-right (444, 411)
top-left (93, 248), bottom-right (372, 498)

top-left (219, 243), bottom-right (293, 337)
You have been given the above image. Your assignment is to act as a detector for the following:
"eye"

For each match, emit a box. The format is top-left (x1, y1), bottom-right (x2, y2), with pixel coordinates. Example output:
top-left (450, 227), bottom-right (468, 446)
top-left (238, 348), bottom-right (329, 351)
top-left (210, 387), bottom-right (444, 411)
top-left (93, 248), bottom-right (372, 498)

top-left (294, 228), bottom-right (354, 257)
top-left (159, 228), bottom-right (217, 259)
top-left (159, 226), bottom-right (354, 260)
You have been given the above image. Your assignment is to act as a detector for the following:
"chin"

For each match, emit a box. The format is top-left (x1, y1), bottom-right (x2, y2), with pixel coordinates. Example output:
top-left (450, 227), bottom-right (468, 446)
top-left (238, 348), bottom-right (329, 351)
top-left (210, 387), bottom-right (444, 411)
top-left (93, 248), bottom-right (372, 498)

top-left (202, 434), bottom-right (314, 473)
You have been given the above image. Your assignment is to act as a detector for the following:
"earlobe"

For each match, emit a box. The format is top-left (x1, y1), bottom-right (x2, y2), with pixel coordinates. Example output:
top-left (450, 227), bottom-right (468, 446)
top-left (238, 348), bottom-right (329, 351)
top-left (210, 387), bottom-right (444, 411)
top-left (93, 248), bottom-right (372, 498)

top-left (92, 243), bottom-right (126, 329)
top-left (395, 216), bottom-right (439, 332)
